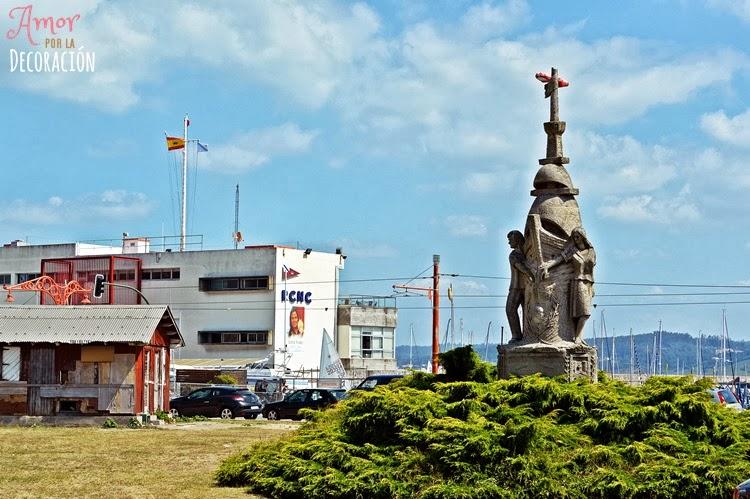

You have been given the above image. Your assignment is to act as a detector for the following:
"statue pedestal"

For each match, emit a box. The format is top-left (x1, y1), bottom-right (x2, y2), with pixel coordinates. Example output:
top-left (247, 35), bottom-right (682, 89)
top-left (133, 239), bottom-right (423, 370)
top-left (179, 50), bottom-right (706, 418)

top-left (498, 342), bottom-right (597, 382)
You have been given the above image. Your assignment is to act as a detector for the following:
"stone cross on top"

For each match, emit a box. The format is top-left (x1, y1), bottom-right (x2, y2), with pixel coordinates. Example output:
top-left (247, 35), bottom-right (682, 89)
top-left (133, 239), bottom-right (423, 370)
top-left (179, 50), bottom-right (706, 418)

top-left (535, 67), bottom-right (570, 165)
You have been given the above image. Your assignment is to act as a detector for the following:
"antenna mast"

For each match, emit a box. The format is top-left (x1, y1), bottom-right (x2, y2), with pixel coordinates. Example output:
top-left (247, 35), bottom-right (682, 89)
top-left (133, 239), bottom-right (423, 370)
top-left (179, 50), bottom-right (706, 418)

top-left (180, 114), bottom-right (189, 252)
top-left (234, 184), bottom-right (240, 250)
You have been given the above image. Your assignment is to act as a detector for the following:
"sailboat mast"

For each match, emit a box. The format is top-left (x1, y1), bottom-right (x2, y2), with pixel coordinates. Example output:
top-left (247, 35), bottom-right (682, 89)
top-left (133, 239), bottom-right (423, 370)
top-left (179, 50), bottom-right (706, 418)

top-left (657, 320), bottom-right (662, 375)
top-left (409, 323), bottom-right (414, 368)
top-left (180, 114), bottom-right (189, 252)
top-left (722, 309), bottom-right (727, 383)
top-left (629, 328), bottom-right (634, 384)
top-left (484, 321), bottom-right (492, 361)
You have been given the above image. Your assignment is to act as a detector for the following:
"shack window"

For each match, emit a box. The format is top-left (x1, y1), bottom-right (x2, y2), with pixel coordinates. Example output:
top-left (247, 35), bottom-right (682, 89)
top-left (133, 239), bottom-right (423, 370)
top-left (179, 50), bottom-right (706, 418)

top-left (0, 346), bottom-right (21, 381)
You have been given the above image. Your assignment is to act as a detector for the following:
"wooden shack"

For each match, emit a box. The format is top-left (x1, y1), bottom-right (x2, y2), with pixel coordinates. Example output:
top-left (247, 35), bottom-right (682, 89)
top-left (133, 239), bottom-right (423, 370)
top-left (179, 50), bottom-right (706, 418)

top-left (0, 305), bottom-right (183, 416)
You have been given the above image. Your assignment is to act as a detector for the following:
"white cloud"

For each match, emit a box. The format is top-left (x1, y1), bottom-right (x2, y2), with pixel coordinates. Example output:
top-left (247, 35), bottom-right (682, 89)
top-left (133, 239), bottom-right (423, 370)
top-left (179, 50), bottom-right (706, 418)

top-left (569, 132), bottom-right (678, 195)
top-left (570, 50), bottom-right (744, 125)
top-left (463, 172), bottom-right (501, 194)
top-left (700, 109), bottom-right (750, 148)
top-left (460, 0), bottom-right (530, 40)
top-left (445, 215), bottom-right (488, 237)
top-left (2, 0), bottom-right (382, 112)
top-left (0, 191), bottom-right (154, 225)
top-left (598, 193), bottom-right (700, 224)
top-left (201, 123), bottom-right (317, 173)
top-left (449, 279), bottom-right (490, 294)
top-left (4, 0), bottom-right (742, 150)
top-left (706, 0), bottom-right (750, 22)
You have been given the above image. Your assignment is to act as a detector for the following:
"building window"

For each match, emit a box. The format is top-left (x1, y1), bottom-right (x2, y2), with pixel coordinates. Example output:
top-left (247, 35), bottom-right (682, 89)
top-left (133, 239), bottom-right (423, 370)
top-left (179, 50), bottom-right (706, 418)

top-left (143, 268), bottom-right (180, 281)
top-left (113, 269), bottom-right (137, 281)
top-left (198, 330), bottom-right (269, 345)
top-left (0, 274), bottom-right (10, 285)
top-left (15, 273), bottom-right (40, 284)
top-left (361, 334), bottom-right (384, 359)
top-left (199, 276), bottom-right (269, 292)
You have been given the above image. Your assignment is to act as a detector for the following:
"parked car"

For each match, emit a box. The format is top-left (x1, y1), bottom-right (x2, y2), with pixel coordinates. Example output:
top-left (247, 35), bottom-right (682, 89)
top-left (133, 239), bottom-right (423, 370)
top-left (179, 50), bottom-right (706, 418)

top-left (329, 389), bottom-right (348, 401)
top-left (170, 386), bottom-right (263, 419)
top-left (352, 374), bottom-right (404, 390)
top-left (262, 388), bottom-right (339, 420)
top-left (708, 387), bottom-right (744, 411)
top-left (734, 478), bottom-right (750, 498)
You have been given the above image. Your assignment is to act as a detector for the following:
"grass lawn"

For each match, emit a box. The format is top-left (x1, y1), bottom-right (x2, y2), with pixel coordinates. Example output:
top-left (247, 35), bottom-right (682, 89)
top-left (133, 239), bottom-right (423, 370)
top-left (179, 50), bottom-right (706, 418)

top-left (0, 420), bottom-right (297, 498)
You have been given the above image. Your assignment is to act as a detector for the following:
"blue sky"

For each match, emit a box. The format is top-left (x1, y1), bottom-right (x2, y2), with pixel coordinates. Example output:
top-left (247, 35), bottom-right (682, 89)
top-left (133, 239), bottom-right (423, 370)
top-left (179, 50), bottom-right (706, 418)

top-left (2, 0), bottom-right (750, 345)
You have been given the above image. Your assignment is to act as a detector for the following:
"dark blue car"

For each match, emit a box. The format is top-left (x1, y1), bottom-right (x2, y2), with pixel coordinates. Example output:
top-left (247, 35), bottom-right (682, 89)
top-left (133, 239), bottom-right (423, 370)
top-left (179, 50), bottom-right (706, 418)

top-left (170, 386), bottom-right (263, 419)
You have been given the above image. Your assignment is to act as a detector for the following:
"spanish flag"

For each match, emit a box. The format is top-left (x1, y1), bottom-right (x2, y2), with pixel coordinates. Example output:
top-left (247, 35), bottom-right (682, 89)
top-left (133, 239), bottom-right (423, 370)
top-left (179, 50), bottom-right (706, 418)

top-left (166, 136), bottom-right (185, 151)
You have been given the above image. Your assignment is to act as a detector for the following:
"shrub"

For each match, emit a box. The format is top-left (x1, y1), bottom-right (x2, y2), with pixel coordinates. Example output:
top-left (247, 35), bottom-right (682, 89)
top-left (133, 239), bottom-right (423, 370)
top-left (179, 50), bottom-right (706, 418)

top-left (217, 375), bottom-right (750, 498)
top-left (101, 418), bottom-right (118, 429)
top-left (211, 374), bottom-right (238, 385)
top-left (128, 417), bottom-right (143, 429)
top-left (154, 410), bottom-right (174, 423)
top-left (439, 345), bottom-right (496, 382)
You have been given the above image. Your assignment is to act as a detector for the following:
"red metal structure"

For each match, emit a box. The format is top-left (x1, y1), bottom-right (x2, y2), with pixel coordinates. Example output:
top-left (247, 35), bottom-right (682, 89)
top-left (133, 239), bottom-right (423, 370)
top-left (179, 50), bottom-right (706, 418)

top-left (41, 256), bottom-right (142, 305)
top-left (3, 276), bottom-right (91, 305)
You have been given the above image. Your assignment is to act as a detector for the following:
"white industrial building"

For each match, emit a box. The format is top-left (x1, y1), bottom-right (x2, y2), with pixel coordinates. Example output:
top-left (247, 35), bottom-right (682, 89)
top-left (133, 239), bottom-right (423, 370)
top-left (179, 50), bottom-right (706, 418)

top-left (0, 239), bottom-right (346, 372)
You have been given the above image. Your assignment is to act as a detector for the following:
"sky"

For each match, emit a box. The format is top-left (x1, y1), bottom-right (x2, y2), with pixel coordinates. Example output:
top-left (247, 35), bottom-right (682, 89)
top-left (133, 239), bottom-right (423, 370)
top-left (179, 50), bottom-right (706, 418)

top-left (1, 0), bottom-right (750, 346)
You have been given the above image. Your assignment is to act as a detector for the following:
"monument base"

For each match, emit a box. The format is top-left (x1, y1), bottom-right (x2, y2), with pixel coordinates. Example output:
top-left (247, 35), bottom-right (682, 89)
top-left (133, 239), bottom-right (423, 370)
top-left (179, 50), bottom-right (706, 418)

top-left (498, 342), bottom-right (597, 382)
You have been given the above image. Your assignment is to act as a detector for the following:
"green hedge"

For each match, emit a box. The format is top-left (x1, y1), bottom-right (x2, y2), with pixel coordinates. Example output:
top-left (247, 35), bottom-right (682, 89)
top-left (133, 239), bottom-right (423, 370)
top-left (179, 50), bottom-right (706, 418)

top-left (216, 357), bottom-right (750, 498)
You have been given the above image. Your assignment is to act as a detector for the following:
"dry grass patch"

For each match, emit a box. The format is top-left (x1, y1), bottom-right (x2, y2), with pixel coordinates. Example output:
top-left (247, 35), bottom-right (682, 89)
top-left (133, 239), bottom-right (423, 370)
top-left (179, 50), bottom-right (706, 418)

top-left (0, 420), bottom-right (296, 498)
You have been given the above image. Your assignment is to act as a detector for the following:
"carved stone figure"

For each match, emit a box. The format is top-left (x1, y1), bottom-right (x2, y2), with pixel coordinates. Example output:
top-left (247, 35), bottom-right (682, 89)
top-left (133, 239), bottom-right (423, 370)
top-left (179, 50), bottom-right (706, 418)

top-left (539, 227), bottom-right (595, 343)
top-left (498, 67), bottom-right (598, 381)
top-left (506, 230), bottom-right (534, 343)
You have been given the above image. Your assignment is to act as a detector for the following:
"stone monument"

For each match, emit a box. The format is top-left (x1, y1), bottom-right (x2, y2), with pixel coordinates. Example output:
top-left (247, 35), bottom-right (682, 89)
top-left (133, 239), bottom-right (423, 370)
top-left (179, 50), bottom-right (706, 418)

top-left (498, 68), bottom-right (598, 382)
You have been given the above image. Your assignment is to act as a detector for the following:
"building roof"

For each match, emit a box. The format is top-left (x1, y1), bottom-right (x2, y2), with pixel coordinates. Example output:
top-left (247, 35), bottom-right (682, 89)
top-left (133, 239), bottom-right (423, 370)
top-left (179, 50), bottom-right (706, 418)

top-left (172, 358), bottom-right (261, 369)
top-left (0, 305), bottom-right (184, 346)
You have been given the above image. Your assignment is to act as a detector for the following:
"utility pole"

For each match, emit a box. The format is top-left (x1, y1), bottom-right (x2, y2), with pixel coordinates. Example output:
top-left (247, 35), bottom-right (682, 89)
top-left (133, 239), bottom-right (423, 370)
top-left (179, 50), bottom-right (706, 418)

top-left (392, 256), bottom-right (441, 374)
top-left (432, 254), bottom-right (440, 374)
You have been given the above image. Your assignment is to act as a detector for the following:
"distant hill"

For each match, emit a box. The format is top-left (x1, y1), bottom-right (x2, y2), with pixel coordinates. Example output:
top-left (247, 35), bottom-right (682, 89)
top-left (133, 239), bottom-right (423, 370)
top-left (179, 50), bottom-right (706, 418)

top-left (396, 331), bottom-right (750, 375)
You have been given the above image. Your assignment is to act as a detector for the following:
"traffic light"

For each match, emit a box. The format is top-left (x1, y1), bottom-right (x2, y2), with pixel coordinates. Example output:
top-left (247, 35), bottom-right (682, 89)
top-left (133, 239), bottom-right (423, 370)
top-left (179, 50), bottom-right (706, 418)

top-left (93, 274), bottom-right (106, 298)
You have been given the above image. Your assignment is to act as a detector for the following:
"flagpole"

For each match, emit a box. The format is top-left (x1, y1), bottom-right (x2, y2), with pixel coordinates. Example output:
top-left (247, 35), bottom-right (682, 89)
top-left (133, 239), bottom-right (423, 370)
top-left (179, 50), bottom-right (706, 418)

top-left (180, 114), bottom-right (189, 252)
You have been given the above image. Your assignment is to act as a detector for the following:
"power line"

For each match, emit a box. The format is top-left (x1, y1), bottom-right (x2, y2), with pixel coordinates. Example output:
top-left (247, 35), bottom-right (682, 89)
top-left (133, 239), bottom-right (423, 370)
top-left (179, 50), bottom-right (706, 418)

top-left (442, 273), bottom-right (750, 289)
top-left (594, 300), bottom-right (750, 307)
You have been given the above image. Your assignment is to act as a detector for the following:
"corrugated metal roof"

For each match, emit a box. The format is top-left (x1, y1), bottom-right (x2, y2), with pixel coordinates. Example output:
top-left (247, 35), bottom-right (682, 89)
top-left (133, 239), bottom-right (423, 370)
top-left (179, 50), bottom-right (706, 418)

top-left (0, 305), bottom-right (183, 346)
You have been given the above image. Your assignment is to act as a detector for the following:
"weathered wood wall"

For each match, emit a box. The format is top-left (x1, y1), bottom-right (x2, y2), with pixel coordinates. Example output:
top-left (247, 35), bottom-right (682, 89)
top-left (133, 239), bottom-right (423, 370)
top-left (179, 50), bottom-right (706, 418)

top-left (27, 346), bottom-right (55, 415)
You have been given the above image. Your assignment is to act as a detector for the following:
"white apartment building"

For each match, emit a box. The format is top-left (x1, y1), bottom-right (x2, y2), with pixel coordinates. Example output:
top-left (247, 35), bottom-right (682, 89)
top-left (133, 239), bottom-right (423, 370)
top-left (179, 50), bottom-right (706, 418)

top-left (0, 239), bottom-right (345, 372)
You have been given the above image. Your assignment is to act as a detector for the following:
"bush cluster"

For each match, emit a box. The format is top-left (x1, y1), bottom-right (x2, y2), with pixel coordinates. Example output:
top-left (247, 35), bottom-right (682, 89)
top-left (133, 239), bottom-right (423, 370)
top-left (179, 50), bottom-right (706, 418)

top-left (211, 374), bottom-right (239, 385)
top-left (216, 351), bottom-right (750, 498)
